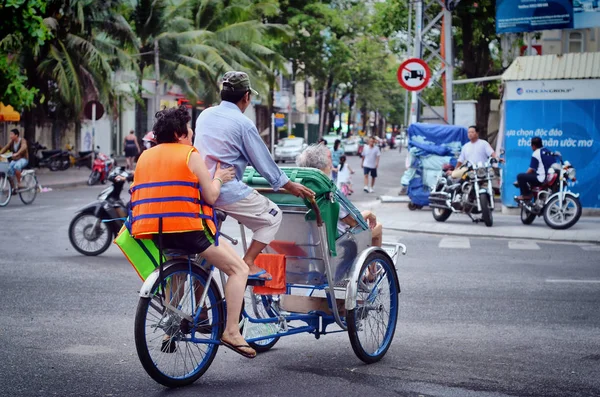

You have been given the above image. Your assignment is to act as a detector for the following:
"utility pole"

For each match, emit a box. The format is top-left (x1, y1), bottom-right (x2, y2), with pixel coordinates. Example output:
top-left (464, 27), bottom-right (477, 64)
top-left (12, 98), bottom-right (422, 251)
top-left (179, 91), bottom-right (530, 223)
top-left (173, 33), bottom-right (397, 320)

top-left (404, 0), bottom-right (413, 127)
top-left (443, 4), bottom-right (454, 124)
top-left (303, 79), bottom-right (308, 142)
top-left (410, 0), bottom-right (423, 124)
top-left (154, 39), bottom-right (160, 113)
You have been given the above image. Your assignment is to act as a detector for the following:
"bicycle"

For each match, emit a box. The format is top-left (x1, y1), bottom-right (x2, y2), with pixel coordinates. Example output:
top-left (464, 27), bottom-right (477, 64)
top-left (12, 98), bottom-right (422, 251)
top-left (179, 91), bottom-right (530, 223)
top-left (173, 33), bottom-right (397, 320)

top-left (0, 157), bottom-right (39, 207)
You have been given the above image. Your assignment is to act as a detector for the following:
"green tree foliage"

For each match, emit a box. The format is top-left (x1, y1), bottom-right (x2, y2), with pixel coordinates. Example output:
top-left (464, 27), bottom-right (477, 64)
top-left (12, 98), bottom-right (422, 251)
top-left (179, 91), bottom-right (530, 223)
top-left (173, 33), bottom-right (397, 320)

top-left (0, 0), bottom-right (50, 109)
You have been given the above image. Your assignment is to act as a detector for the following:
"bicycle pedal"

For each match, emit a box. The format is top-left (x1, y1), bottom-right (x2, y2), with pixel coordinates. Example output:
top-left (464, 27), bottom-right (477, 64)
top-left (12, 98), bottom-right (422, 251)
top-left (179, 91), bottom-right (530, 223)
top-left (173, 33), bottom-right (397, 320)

top-left (246, 278), bottom-right (266, 287)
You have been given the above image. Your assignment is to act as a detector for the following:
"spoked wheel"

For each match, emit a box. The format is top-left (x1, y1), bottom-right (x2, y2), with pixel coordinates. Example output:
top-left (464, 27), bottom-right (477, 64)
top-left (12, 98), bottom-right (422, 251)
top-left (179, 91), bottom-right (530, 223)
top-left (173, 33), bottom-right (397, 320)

top-left (242, 288), bottom-right (280, 353)
top-left (0, 174), bottom-right (11, 207)
top-left (543, 195), bottom-right (582, 230)
top-left (480, 194), bottom-right (493, 227)
top-left (347, 252), bottom-right (400, 364)
top-left (18, 173), bottom-right (38, 205)
top-left (520, 205), bottom-right (536, 225)
top-left (134, 262), bottom-right (223, 388)
top-left (68, 213), bottom-right (112, 256)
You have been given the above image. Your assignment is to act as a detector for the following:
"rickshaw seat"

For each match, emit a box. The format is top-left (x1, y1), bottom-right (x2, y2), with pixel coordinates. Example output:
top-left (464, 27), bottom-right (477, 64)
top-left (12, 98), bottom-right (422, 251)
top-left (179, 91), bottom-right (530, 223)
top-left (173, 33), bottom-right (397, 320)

top-left (243, 167), bottom-right (340, 256)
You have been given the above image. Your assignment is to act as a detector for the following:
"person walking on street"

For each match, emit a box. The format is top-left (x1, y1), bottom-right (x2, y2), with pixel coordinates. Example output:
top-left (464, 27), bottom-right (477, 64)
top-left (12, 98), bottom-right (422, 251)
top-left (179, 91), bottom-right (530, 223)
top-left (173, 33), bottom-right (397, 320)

top-left (361, 137), bottom-right (381, 193)
top-left (0, 129), bottom-right (29, 188)
top-left (195, 71), bottom-right (314, 280)
top-left (124, 130), bottom-right (141, 170)
top-left (331, 139), bottom-right (344, 183)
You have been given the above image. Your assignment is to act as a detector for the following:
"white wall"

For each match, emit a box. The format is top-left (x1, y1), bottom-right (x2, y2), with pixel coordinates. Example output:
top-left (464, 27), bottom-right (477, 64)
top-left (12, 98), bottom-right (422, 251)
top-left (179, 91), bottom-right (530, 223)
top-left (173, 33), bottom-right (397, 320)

top-left (81, 115), bottom-right (112, 155)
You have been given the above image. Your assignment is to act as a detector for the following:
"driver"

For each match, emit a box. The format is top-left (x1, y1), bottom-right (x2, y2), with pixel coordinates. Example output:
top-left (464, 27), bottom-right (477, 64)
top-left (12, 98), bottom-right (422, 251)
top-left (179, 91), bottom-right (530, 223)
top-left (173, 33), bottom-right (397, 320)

top-left (450, 125), bottom-right (502, 179)
top-left (0, 129), bottom-right (29, 188)
top-left (516, 136), bottom-right (555, 201)
top-left (195, 71), bottom-right (314, 281)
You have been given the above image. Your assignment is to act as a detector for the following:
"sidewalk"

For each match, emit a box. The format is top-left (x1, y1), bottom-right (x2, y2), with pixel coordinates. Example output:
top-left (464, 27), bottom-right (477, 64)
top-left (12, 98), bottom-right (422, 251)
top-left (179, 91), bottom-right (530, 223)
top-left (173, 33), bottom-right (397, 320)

top-left (36, 167), bottom-right (91, 189)
top-left (356, 200), bottom-right (600, 244)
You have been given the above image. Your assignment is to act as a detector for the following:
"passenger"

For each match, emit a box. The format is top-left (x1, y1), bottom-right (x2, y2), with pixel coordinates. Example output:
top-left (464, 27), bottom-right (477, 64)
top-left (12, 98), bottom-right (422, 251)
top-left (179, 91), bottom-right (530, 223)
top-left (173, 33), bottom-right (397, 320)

top-left (296, 144), bottom-right (383, 248)
top-left (130, 106), bottom-right (256, 359)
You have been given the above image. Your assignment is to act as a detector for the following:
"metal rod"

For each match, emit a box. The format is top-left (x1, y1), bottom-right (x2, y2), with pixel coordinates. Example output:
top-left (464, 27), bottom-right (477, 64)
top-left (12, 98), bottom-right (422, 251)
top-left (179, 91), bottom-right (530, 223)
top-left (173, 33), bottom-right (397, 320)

top-left (443, 4), bottom-right (453, 125)
top-left (404, 0), bottom-right (413, 127)
top-left (410, 0), bottom-right (423, 124)
top-left (452, 75), bottom-right (503, 85)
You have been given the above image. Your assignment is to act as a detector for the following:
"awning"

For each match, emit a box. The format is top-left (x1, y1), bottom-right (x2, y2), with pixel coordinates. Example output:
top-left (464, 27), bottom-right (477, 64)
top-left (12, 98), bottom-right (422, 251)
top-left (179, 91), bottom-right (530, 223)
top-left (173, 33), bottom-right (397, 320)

top-left (0, 103), bottom-right (21, 122)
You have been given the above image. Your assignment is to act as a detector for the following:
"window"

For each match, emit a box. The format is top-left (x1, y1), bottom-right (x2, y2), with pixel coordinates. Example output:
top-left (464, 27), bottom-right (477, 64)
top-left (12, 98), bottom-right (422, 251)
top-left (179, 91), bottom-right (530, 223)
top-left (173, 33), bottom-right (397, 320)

top-left (567, 31), bottom-right (584, 53)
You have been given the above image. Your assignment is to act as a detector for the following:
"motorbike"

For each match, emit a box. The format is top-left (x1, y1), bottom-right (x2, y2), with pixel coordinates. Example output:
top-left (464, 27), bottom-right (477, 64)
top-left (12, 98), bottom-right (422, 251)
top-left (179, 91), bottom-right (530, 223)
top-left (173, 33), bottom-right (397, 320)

top-left (30, 142), bottom-right (70, 170)
top-left (514, 151), bottom-right (582, 230)
top-left (67, 144), bottom-right (95, 169)
top-left (69, 167), bottom-right (133, 256)
top-left (429, 158), bottom-right (498, 227)
top-left (88, 151), bottom-right (115, 186)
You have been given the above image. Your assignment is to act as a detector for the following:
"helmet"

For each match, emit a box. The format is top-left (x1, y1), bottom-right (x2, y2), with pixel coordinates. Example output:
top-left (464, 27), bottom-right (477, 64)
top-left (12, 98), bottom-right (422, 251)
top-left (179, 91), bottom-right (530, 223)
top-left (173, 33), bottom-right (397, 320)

top-left (142, 131), bottom-right (156, 149)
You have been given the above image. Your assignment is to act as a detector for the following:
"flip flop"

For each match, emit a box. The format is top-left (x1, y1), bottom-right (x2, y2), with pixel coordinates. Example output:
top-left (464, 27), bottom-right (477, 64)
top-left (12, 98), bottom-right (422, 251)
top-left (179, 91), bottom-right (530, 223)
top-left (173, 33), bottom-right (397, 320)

top-left (161, 337), bottom-right (177, 353)
top-left (220, 338), bottom-right (256, 359)
top-left (248, 269), bottom-right (272, 281)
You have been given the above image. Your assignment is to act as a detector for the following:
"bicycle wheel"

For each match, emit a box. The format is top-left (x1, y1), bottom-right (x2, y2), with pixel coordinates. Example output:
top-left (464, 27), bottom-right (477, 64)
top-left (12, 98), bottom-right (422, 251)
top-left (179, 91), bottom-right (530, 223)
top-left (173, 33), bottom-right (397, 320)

top-left (243, 289), bottom-right (280, 353)
top-left (18, 173), bottom-right (38, 205)
top-left (135, 261), bottom-right (223, 388)
top-left (347, 252), bottom-right (400, 364)
top-left (0, 174), bottom-right (11, 207)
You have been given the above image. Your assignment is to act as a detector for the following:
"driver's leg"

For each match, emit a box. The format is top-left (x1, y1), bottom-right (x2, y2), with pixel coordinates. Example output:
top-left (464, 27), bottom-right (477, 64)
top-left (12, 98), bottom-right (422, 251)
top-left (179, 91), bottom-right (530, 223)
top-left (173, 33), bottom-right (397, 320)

top-left (517, 172), bottom-right (537, 198)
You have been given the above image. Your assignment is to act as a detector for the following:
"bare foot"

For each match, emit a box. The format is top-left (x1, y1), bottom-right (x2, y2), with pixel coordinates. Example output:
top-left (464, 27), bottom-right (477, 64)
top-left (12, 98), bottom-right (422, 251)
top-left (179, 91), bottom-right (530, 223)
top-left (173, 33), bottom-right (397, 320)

top-left (245, 262), bottom-right (272, 279)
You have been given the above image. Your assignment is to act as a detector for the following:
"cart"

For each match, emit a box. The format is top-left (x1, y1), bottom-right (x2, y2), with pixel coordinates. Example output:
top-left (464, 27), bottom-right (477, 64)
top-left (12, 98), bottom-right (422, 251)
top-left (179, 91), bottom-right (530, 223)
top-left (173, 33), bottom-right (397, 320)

top-left (132, 167), bottom-right (407, 387)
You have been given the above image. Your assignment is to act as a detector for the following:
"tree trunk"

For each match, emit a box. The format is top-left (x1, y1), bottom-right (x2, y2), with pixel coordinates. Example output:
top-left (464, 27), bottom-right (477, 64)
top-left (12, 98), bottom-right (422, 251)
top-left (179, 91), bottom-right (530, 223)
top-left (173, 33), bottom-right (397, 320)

top-left (476, 89), bottom-right (493, 140)
top-left (327, 88), bottom-right (336, 133)
top-left (361, 106), bottom-right (367, 135)
top-left (23, 108), bottom-right (36, 146)
top-left (347, 90), bottom-right (355, 136)
top-left (321, 73), bottom-right (334, 136)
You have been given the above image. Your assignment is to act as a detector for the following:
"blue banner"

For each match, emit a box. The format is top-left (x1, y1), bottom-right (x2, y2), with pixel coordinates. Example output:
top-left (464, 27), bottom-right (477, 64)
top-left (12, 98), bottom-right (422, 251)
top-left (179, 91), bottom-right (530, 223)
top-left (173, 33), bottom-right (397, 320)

top-left (502, 99), bottom-right (600, 208)
top-left (496, 0), bottom-right (600, 34)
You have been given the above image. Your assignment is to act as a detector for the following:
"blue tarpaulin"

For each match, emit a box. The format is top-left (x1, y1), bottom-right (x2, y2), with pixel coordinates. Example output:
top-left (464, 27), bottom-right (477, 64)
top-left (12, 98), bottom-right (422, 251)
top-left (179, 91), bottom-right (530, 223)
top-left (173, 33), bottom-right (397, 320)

top-left (402, 123), bottom-right (469, 205)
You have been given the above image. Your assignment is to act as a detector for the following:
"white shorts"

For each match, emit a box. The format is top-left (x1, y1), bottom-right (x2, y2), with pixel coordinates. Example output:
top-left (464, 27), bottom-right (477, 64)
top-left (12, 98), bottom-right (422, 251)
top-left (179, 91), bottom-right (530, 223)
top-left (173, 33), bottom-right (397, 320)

top-left (217, 190), bottom-right (282, 244)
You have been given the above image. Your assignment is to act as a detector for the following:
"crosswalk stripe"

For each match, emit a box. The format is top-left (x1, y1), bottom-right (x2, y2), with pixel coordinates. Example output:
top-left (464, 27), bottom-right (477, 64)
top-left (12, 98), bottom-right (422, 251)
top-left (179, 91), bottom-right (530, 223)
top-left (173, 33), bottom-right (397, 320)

top-left (580, 245), bottom-right (600, 251)
top-left (508, 240), bottom-right (540, 250)
top-left (438, 237), bottom-right (471, 249)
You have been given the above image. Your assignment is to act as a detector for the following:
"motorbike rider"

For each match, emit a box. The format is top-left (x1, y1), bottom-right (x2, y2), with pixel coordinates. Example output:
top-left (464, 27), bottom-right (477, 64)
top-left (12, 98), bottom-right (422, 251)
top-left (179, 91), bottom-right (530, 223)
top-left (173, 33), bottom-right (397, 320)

top-left (131, 106), bottom-right (257, 359)
top-left (142, 131), bottom-right (156, 150)
top-left (449, 125), bottom-right (503, 179)
top-left (516, 136), bottom-right (555, 200)
top-left (194, 71), bottom-right (314, 281)
top-left (0, 129), bottom-right (29, 188)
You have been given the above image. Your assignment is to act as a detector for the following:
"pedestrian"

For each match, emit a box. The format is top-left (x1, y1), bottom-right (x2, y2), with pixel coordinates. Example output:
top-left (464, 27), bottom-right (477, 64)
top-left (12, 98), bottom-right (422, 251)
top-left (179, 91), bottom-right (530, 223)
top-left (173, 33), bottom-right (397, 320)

top-left (361, 136), bottom-right (381, 193)
top-left (124, 129), bottom-right (141, 170)
top-left (195, 70), bottom-right (314, 281)
top-left (318, 138), bottom-right (328, 146)
top-left (336, 155), bottom-right (355, 195)
top-left (331, 139), bottom-right (344, 183)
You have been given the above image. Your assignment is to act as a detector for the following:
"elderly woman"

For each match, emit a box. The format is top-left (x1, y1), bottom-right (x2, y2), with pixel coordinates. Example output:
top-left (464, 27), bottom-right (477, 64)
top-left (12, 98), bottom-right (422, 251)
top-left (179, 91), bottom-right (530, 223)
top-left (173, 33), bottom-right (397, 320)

top-left (296, 144), bottom-right (383, 247)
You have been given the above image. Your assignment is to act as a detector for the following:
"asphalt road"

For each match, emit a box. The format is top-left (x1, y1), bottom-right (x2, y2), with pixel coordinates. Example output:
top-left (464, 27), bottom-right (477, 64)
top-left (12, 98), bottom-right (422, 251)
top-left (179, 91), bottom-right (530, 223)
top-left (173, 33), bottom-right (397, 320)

top-left (1, 151), bottom-right (599, 397)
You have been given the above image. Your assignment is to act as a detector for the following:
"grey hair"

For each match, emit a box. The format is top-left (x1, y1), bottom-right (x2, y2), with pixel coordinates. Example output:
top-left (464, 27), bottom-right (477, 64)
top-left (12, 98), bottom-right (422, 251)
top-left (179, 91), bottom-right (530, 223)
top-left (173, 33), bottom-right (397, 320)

top-left (296, 144), bottom-right (330, 171)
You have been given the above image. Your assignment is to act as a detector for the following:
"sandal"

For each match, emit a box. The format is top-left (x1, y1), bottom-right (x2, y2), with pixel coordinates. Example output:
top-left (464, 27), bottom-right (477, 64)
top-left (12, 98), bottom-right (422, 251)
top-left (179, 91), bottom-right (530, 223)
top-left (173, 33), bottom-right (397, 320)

top-left (248, 269), bottom-right (272, 281)
top-left (220, 338), bottom-right (256, 359)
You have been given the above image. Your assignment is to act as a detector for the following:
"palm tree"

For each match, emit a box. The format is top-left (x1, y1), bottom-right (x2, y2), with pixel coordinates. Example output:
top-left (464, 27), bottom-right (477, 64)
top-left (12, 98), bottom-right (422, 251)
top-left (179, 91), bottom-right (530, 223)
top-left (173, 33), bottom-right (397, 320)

top-left (20, 0), bottom-right (136, 145)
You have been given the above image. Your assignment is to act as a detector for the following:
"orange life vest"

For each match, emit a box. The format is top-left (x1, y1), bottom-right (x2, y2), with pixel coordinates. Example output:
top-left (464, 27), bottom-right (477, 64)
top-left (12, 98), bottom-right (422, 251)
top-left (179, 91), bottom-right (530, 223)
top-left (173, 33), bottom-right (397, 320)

top-left (129, 143), bottom-right (218, 240)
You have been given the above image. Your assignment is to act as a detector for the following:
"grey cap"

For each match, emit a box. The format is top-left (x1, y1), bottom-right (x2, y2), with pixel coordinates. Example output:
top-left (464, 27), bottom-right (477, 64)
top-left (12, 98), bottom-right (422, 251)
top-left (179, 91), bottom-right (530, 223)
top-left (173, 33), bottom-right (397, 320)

top-left (221, 71), bottom-right (258, 96)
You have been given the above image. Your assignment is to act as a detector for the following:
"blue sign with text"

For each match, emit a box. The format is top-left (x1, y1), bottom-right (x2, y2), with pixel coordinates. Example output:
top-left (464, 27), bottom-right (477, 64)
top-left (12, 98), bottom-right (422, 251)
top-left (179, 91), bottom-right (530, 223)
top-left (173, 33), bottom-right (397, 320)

top-left (503, 99), bottom-right (600, 208)
top-left (496, 0), bottom-right (600, 33)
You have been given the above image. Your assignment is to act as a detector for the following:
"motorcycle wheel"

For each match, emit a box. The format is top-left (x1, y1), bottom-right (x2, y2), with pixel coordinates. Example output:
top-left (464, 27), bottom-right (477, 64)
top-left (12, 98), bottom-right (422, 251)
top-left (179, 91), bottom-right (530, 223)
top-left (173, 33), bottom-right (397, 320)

top-left (68, 213), bottom-right (113, 256)
top-left (480, 194), bottom-right (493, 227)
top-left (520, 206), bottom-right (536, 225)
top-left (432, 208), bottom-right (452, 222)
top-left (60, 159), bottom-right (70, 170)
top-left (88, 171), bottom-right (100, 186)
top-left (49, 159), bottom-right (61, 171)
top-left (543, 195), bottom-right (582, 230)
top-left (408, 202), bottom-right (418, 211)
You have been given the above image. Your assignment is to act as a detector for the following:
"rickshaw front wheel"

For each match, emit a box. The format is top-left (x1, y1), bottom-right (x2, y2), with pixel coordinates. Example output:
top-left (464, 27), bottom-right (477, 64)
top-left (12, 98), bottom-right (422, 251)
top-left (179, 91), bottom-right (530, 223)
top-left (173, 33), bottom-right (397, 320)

top-left (347, 252), bottom-right (399, 364)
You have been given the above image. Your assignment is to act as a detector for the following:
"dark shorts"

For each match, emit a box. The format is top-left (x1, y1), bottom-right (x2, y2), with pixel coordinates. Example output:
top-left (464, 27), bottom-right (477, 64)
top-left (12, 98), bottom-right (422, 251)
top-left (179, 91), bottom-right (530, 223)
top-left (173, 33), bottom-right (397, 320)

top-left (363, 167), bottom-right (377, 178)
top-left (153, 230), bottom-right (213, 255)
top-left (124, 146), bottom-right (138, 158)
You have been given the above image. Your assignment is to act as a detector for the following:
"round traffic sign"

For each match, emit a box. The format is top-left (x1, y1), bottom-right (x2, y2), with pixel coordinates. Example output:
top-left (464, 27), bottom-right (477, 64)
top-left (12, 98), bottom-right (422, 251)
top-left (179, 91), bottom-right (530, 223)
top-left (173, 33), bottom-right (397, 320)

top-left (84, 100), bottom-right (105, 120)
top-left (397, 58), bottom-right (431, 92)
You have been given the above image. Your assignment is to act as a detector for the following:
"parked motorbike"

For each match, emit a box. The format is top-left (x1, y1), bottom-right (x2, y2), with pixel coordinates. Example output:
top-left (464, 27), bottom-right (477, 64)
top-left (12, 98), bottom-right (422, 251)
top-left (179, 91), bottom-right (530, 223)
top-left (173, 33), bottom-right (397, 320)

top-left (69, 167), bottom-right (133, 256)
top-left (67, 144), bottom-right (94, 169)
top-left (429, 158), bottom-right (498, 227)
top-left (30, 142), bottom-right (70, 170)
top-left (88, 151), bottom-right (115, 186)
top-left (515, 151), bottom-right (581, 230)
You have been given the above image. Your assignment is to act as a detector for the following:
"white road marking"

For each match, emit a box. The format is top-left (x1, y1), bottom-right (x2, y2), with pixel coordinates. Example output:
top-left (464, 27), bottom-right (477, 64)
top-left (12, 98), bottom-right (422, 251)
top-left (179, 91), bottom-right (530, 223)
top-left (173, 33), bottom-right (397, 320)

top-left (580, 245), bottom-right (600, 251)
top-left (508, 240), bottom-right (540, 250)
top-left (438, 237), bottom-right (471, 249)
top-left (545, 279), bottom-right (600, 284)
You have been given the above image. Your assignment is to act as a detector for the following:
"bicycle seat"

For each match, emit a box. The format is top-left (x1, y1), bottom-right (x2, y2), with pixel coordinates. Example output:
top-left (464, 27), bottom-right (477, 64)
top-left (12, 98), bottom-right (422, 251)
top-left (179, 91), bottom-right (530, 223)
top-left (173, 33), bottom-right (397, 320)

top-left (215, 210), bottom-right (227, 223)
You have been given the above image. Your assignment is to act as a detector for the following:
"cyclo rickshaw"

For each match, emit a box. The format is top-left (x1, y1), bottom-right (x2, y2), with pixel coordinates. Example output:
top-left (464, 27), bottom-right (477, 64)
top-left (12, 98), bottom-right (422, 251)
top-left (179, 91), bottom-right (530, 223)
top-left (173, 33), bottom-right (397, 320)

top-left (129, 167), bottom-right (407, 387)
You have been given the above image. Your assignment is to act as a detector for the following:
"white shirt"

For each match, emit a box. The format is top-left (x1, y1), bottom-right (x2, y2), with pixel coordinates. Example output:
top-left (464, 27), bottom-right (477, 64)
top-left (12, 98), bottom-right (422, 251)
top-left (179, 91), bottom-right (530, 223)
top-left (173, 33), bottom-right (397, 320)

top-left (362, 145), bottom-right (381, 169)
top-left (336, 164), bottom-right (351, 187)
top-left (337, 206), bottom-right (350, 236)
top-left (458, 139), bottom-right (494, 166)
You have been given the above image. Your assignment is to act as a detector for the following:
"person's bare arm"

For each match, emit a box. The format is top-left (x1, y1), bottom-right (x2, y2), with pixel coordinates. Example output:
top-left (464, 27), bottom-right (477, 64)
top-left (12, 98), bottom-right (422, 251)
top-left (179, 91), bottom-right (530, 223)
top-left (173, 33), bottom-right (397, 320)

top-left (135, 139), bottom-right (141, 153)
top-left (341, 215), bottom-right (359, 228)
top-left (360, 210), bottom-right (377, 229)
top-left (187, 152), bottom-right (234, 205)
top-left (0, 142), bottom-right (10, 155)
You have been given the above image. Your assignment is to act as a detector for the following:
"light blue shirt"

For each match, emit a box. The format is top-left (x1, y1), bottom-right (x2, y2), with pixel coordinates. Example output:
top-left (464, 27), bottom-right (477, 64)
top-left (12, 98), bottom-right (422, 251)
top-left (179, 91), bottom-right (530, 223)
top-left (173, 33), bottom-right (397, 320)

top-left (194, 101), bottom-right (290, 206)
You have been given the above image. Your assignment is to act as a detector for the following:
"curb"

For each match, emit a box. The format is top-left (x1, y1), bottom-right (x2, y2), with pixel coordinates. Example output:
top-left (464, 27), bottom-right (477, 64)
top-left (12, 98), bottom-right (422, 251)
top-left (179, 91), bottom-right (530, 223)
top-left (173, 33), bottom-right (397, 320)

top-left (39, 180), bottom-right (89, 190)
top-left (382, 225), bottom-right (600, 244)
